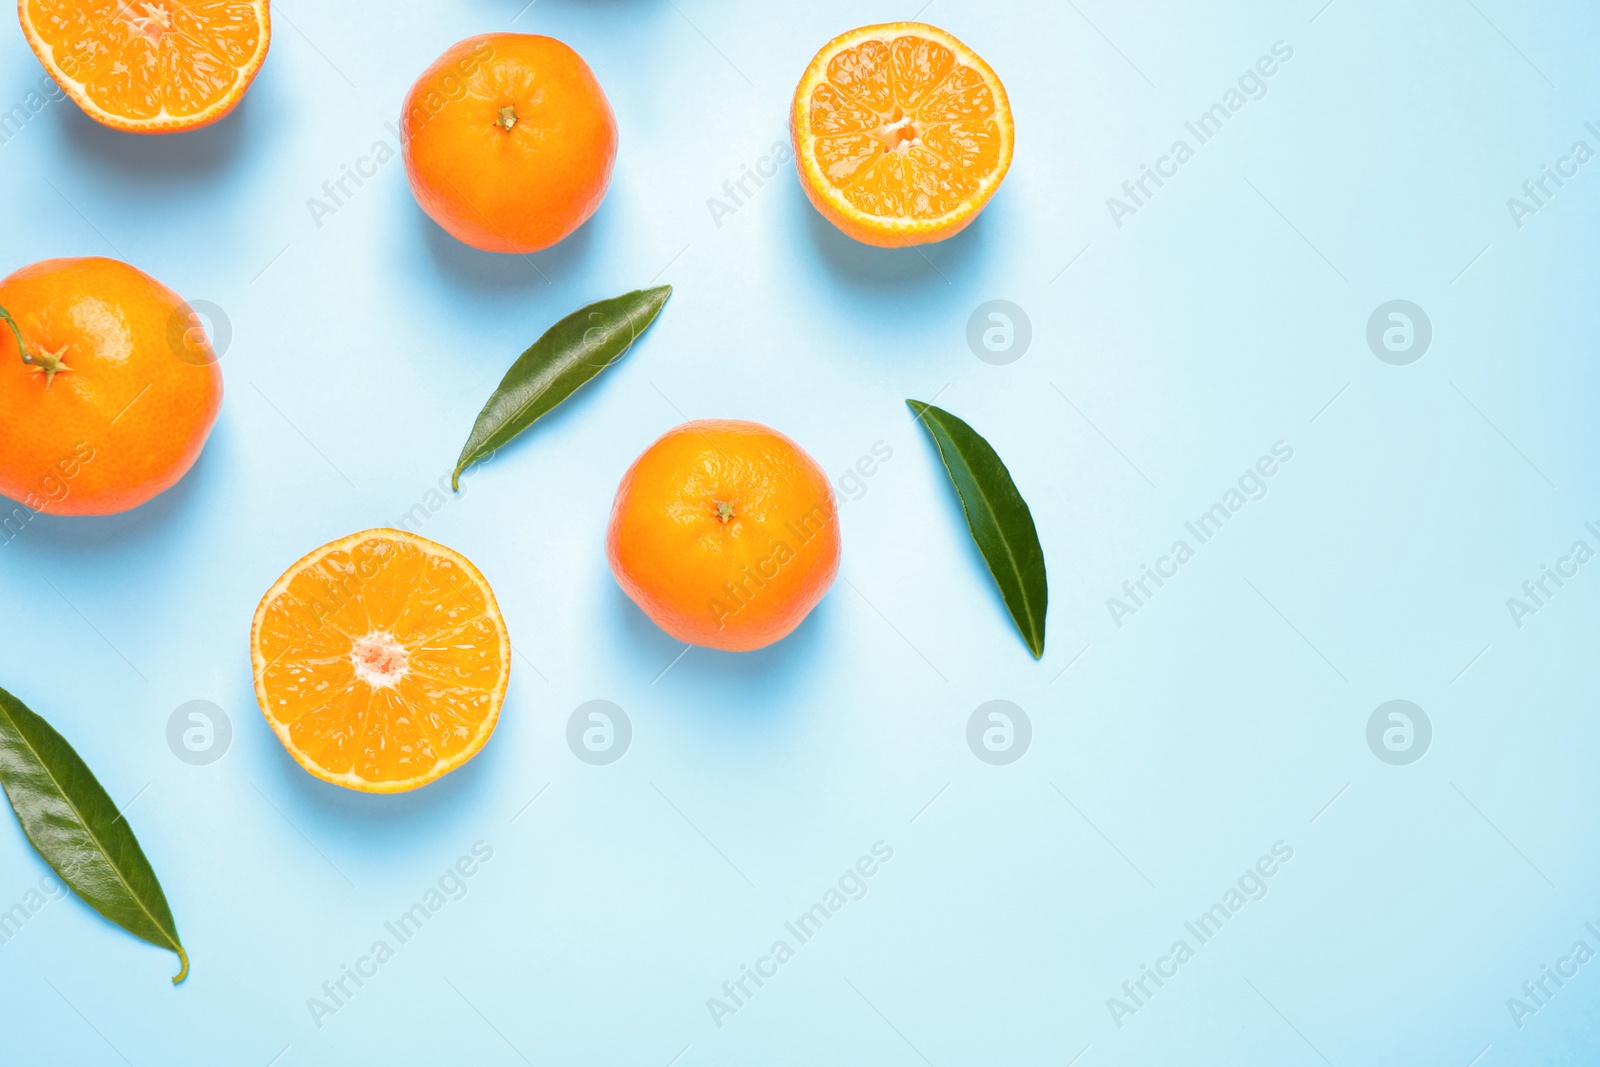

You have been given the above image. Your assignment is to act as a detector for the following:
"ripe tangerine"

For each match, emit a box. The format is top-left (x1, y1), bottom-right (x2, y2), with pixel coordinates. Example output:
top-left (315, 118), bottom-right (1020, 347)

top-left (607, 420), bottom-right (841, 652)
top-left (0, 257), bottom-right (222, 516)
top-left (401, 33), bottom-right (618, 254)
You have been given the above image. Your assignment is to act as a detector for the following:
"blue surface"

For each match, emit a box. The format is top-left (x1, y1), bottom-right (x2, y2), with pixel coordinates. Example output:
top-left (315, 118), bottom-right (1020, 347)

top-left (2, 1), bottom-right (1599, 1064)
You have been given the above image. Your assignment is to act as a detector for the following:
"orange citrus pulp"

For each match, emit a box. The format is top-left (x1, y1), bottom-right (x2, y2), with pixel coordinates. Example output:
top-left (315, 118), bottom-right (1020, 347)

top-left (791, 22), bottom-right (1014, 247)
top-left (19, 0), bottom-right (271, 133)
top-left (251, 529), bottom-right (510, 794)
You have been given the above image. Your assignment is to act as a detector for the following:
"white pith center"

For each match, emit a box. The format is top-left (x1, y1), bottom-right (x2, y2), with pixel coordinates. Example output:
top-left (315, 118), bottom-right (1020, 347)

top-left (350, 631), bottom-right (409, 689)
top-left (875, 106), bottom-right (919, 153)
top-left (123, 3), bottom-right (173, 42)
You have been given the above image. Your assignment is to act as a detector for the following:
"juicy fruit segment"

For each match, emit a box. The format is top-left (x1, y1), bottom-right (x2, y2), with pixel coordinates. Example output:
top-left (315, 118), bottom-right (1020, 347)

top-left (813, 39), bottom-right (1000, 218)
top-left (20, 0), bottom-right (270, 132)
top-left (251, 530), bottom-right (510, 793)
top-left (793, 23), bottom-right (1013, 246)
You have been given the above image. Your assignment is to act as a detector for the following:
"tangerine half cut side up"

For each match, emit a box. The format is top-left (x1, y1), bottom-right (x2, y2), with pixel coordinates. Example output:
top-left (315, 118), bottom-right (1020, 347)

top-left (251, 529), bottom-right (511, 794)
top-left (19, 0), bottom-right (271, 133)
top-left (791, 22), bottom-right (1014, 247)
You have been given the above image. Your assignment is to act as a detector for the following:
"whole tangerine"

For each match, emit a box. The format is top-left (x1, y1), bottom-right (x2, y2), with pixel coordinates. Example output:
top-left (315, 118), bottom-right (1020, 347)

top-left (401, 33), bottom-right (618, 254)
top-left (607, 420), bottom-right (842, 652)
top-left (0, 257), bottom-right (223, 516)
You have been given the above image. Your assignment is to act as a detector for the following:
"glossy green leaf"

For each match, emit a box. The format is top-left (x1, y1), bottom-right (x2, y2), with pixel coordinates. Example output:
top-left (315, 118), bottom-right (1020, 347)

top-left (0, 686), bottom-right (188, 983)
top-left (452, 286), bottom-right (673, 489)
top-left (907, 400), bottom-right (1048, 658)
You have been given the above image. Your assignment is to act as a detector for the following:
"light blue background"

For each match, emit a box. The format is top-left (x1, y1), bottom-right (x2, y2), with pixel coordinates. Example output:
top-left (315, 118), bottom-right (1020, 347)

top-left (2, 0), bottom-right (1599, 1064)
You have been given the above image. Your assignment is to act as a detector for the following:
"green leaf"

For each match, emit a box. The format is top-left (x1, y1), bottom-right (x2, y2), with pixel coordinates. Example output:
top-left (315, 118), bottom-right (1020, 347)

top-left (452, 286), bottom-right (673, 489)
top-left (0, 686), bottom-right (188, 983)
top-left (907, 400), bottom-right (1048, 658)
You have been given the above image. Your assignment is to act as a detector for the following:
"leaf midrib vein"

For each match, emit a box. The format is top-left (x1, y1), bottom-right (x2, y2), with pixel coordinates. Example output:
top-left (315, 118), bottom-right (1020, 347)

top-left (933, 418), bottom-right (1042, 639)
top-left (0, 700), bottom-right (177, 953)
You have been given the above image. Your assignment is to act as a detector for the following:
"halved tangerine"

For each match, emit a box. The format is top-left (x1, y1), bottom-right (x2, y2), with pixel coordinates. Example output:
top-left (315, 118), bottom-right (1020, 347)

top-left (791, 22), bottom-right (1014, 247)
top-left (19, 0), bottom-right (271, 133)
top-left (250, 529), bottom-right (511, 794)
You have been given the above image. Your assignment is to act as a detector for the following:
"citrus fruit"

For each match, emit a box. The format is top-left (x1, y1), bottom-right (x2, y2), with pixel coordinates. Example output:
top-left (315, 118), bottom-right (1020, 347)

top-left (251, 529), bottom-right (511, 794)
top-left (19, 0), bottom-right (271, 134)
top-left (790, 22), bottom-right (1014, 247)
top-left (607, 420), bottom-right (841, 652)
top-left (402, 33), bottom-right (617, 254)
top-left (0, 257), bottom-right (222, 516)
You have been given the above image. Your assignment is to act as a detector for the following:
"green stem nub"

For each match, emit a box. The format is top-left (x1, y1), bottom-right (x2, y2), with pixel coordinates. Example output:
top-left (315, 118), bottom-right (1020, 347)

top-left (24, 346), bottom-right (69, 389)
top-left (0, 304), bottom-right (69, 388)
top-left (497, 105), bottom-right (518, 131)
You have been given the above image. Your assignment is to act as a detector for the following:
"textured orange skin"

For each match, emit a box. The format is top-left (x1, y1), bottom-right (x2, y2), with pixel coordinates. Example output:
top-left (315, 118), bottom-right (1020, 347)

top-left (790, 22), bottom-right (1014, 248)
top-left (0, 258), bottom-right (222, 516)
top-left (607, 421), bottom-right (841, 652)
top-left (402, 33), bottom-right (618, 254)
top-left (18, 0), bottom-right (271, 135)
